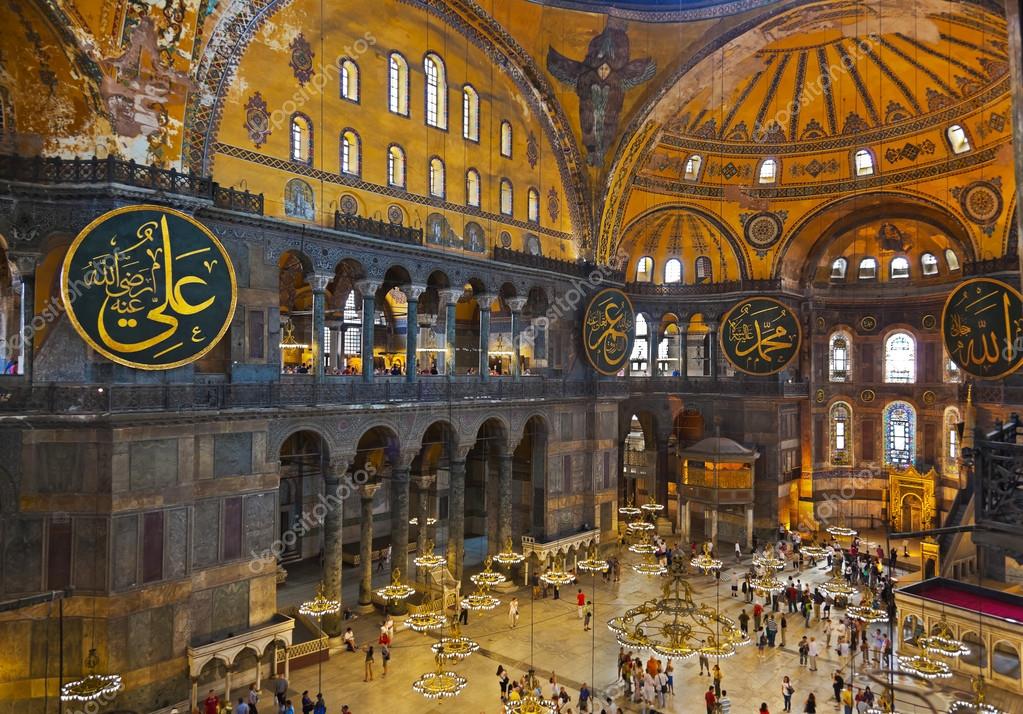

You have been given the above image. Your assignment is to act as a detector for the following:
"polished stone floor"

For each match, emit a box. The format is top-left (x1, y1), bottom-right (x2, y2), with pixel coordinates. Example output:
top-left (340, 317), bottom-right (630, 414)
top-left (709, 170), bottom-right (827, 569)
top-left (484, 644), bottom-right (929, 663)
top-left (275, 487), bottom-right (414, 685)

top-left (264, 543), bottom-right (1015, 714)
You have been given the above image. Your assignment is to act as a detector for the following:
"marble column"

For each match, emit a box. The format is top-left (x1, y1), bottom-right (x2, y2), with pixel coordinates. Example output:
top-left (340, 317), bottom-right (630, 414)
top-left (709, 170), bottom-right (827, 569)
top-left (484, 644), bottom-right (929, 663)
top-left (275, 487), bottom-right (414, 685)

top-left (677, 325), bottom-right (688, 378)
top-left (497, 452), bottom-right (514, 551)
top-left (477, 294), bottom-right (496, 380)
top-left (681, 500), bottom-right (691, 541)
top-left (412, 473), bottom-right (436, 558)
top-left (13, 255), bottom-right (37, 382)
top-left (358, 482), bottom-right (381, 610)
top-left (328, 323), bottom-right (342, 372)
top-left (707, 321), bottom-right (719, 380)
top-left (647, 325), bottom-right (657, 376)
top-left (322, 457), bottom-right (349, 635)
top-left (404, 285), bottom-right (426, 382)
top-left (655, 439), bottom-right (670, 506)
top-left (447, 459), bottom-right (467, 582)
top-left (746, 505), bottom-right (755, 551)
top-left (710, 508), bottom-right (719, 551)
top-left (355, 279), bottom-right (380, 383)
top-left (389, 464), bottom-right (412, 578)
top-left (308, 273), bottom-right (331, 381)
top-left (439, 288), bottom-right (463, 376)
top-left (506, 297), bottom-right (527, 380)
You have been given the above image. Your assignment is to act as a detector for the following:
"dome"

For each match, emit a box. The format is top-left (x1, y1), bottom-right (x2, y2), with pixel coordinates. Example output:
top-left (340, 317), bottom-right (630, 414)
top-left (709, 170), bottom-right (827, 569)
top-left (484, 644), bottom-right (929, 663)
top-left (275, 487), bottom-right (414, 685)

top-left (620, 207), bottom-right (742, 283)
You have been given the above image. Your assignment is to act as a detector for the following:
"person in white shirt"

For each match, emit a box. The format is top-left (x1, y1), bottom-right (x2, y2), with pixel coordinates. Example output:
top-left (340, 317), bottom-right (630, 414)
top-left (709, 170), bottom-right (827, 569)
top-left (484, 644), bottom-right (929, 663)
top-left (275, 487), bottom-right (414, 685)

top-left (655, 670), bottom-right (668, 708)
top-left (508, 597), bottom-right (519, 628)
top-left (343, 627), bottom-right (356, 651)
top-left (718, 690), bottom-right (732, 714)
top-left (641, 672), bottom-right (656, 713)
top-left (808, 636), bottom-right (820, 671)
top-left (383, 614), bottom-right (394, 642)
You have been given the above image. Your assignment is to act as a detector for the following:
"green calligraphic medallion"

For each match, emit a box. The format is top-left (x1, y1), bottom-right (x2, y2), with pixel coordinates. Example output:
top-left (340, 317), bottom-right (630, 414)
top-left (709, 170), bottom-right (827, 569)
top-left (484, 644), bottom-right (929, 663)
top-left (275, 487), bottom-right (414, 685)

top-left (62, 205), bottom-right (237, 370)
top-left (582, 288), bottom-right (636, 376)
top-left (720, 296), bottom-right (801, 375)
top-left (942, 278), bottom-right (1023, 380)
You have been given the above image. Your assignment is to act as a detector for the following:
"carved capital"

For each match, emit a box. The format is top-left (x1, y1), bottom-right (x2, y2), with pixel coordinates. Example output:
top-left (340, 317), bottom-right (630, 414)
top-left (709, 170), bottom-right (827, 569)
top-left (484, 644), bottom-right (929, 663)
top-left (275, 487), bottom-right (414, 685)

top-left (10, 252), bottom-right (39, 277)
top-left (403, 284), bottom-right (428, 301)
top-left (307, 272), bottom-right (332, 292)
top-left (412, 473), bottom-right (437, 490)
top-left (506, 297), bottom-right (528, 313)
top-left (354, 279), bottom-right (382, 296)
top-left (438, 288), bottom-right (464, 306)
top-left (475, 293), bottom-right (499, 311)
top-left (358, 482), bottom-right (382, 499)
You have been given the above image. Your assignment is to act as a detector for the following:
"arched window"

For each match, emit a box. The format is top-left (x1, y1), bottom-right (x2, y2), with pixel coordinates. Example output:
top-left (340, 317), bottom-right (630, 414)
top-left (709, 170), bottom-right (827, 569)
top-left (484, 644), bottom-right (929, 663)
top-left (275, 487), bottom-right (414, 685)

top-left (884, 332), bottom-right (916, 383)
top-left (500, 121), bottom-right (513, 157)
top-left (631, 314), bottom-right (649, 373)
top-left (462, 85), bottom-right (479, 141)
top-left (683, 155), bottom-right (702, 181)
top-left (854, 149), bottom-right (874, 176)
top-left (890, 256), bottom-right (910, 279)
top-left (831, 257), bottom-right (848, 279)
top-left (339, 58), bottom-right (359, 102)
top-left (758, 158), bottom-right (778, 184)
top-left (387, 144), bottom-right (406, 188)
top-left (830, 402), bottom-right (852, 465)
top-left (945, 249), bottom-right (961, 270)
top-left (500, 179), bottom-right (513, 215)
top-left (340, 129), bottom-right (360, 175)
top-left (944, 346), bottom-right (962, 383)
top-left (428, 157), bottom-right (445, 198)
top-left (635, 256), bottom-right (654, 283)
top-left (829, 331), bottom-right (852, 382)
top-left (424, 53), bottom-right (447, 129)
top-left (921, 253), bottom-right (939, 276)
top-left (883, 401), bottom-right (916, 467)
top-left (388, 53), bottom-right (409, 116)
top-left (858, 257), bottom-right (877, 279)
top-left (695, 256), bottom-right (712, 283)
top-left (290, 114), bottom-right (312, 163)
top-left (284, 178), bottom-right (315, 220)
top-left (664, 258), bottom-right (682, 284)
top-left (342, 291), bottom-right (362, 357)
top-left (947, 124), bottom-right (971, 154)
top-left (527, 188), bottom-right (540, 223)
top-left (465, 169), bottom-right (481, 207)
top-left (945, 407), bottom-right (961, 468)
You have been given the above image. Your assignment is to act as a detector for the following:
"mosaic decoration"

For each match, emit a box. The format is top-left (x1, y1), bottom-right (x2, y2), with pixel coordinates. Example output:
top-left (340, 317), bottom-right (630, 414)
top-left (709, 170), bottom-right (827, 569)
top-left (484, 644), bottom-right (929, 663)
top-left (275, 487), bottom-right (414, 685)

top-left (921, 314), bottom-right (936, 330)
top-left (815, 317), bottom-right (826, 331)
top-left (860, 316), bottom-right (877, 331)
top-left (815, 388), bottom-right (826, 403)
top-left (547, 20), bottom-right (655, 165)
top-left (525, 233), bottom-right (542, 256)
top-left (953, 179), bottom-right (1003, 226)
top-left (426, 213), bottom-right (462, 249)
top-left (582, 288), bottom-right (635, 376)
top-left (499, 231), bottom-right (512, 248)
top-left (719, 297), bottom-right (801, 376)
top-left (387, 205), bottom-right (404, 225)
top-left (284, 179), bottom-right (315, 220)
top-left (338, 194), bottom-right (358, 216)
top-left (464, 222), bottom-right (486, 253)
top-left (740, 211), bottom-right (786, 252)
top-left (526, 131), bottom-right (538, 169)
top-left (790, 158), bottom-right (838, 178)
top-left (942, 278), bottom-right (1023, 379)
top-left (860, 389), bottom-right (876, 403)
top-left (884, 139), bottom-right (935, 164)
top-left (61, 205), bottom-right (237, 370)
top-left (243, 92), bottom-right (271, 148)
top-left (878, 222), bottom-right (911, 252)
top-left (923, 390), bottom-right (937, 406)
top-left (289, 33), bottom-right (315, 85)
top-left (547, 187), bottom-right (560, 222)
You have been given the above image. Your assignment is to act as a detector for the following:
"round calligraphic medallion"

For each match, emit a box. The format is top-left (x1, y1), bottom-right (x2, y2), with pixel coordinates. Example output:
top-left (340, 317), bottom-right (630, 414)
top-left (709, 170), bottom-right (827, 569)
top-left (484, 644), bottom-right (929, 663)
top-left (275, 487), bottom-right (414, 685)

top-left (582, 288), bottom-right (636, 376)
top-left (941, 278), bottom-right (1023, 380)
top-left (719, 297), bottom-right (801, 376)
top-left (62, 205), bottom-right (237, 370)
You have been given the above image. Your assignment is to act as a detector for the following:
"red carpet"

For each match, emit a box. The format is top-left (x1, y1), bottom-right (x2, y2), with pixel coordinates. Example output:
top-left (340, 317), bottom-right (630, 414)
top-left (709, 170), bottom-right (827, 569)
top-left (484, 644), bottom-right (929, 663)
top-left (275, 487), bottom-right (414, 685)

top-left (912, 581), bottom-right (1023, 623)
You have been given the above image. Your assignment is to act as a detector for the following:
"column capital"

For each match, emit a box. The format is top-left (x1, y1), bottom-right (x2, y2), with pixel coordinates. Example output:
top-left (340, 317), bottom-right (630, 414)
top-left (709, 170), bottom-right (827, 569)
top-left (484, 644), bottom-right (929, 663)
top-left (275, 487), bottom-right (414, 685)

top-left (506, 296), bottom-right (528, 313)
top-left (438, 288), bottom-right (464, 306)
top-left (307, 272), bottom-right (333, 292)
top-left (403, 284), bottom-right (428, 301)
top-left (354, 279), bottom-right (382, 296)
top-left (358, 482), bottom-right (382, 499)
top-left (475, 293), bottom-right (499, 310)
top-left (327, 455), bottom-right (354, 479)
top-left (705, 321), bottom-right (719, 331)
top-left (412, 473), bottom-right (436, 490)
top-left (10, 252), bottom-right (40, 277)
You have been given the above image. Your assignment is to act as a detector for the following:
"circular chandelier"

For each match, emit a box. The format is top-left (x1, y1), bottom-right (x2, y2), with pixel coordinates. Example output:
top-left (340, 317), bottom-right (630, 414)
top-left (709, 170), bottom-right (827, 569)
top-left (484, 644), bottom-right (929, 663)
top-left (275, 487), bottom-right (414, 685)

top-left (60, 649), bottom-right (122, 703)
top-left (406, 603), bottom-right (447, 632)
top-left (618, 501), bottom-right (642, 519)
top-left (948, 676), bottom-right (1006, 714)
top-left (413, 539), bottom-right (447, 570)
top-left (690, 542), bottom-right (723, 573)
top-left (505, 671), bottom-right (557, 714)
top-left (376, 568), bottom-right (416, 601)
top-left (431, 619), bottom-right (480, 662)
top-left (629, 537), bottom-right (658, 555)
top-left (494, 537), bottom-right (526, 566)
top-left (897, 653), bottom-right (953, 679)
top-left (847, 589), bottom-right (889, 623)
top-left (818, 563), bottom-right (857, 599)
top-left (461, 587), bottom-right (501, 611)
top-left (298, 582), bottom-right (341, 617)
top-left (413, 661), bottom-right (468, 700)
top-left (752, 549), bottom-right (786, 571)
top-left (540, 556), bottom-right (574, 586)
top-left (826, 525), bottom-right (858, 538)
top-left (749, 568), bottom-right (786, 596)
top-left (917, 618), bottom-right (970, 658)
top-left (577, 545), bottom-right (610, 574)
top-left (627, 520), bottom-right (655, 534)
top-left (632, 552), bottom-right (667, 576)
top-left (801, 544), bottom-right (828, 560)
top-left (470, 557), bottom-right (507, 588)
top-left (641, 498), bottom-right (665, 515)
top-left (608, 560), bottom-right (749, 658)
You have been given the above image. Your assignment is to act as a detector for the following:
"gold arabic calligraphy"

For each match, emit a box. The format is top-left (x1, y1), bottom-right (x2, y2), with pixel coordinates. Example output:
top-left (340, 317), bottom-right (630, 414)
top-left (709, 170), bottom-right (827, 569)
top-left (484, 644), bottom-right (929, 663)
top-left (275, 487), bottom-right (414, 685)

top-left (721, 299), bottom-right (799, 375)
top-left (584, 291), bottom-right (635, 372)
top-left (944, 280), bottom-right (1023, 377)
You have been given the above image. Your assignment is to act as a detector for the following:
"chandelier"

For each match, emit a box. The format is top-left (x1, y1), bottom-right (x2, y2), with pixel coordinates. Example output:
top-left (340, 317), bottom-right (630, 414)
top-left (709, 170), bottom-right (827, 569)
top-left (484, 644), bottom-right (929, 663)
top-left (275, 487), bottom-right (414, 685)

top-left (752, 549), bottom-right (786, 571)
top-left (578, 545), bottom-right (610, 574)
top-left (431, 619), bottom-right (480, 662)
top-left (412, 656), bottom-right (468, 700)
top-left (847, 588), bottom-right (889, 623)
top-left (540, 555), bottom-right (574, 586)
top-left (818, 562), bottom-right (857, 599)
top-left (470, 557), bottom-right (507, 588)
top-left (826, 525), bottom-right (858, 538)
top-left (627, 520), bottom-right (655, 534)
top-left (749, 567), bottom-right (786, 596)
top-left (505, 670), bottom-right (557, 714)
top-left (376, 568), bottom-right (416, 602)
top-left (494, 537), bottom-right (526, 566)
top-left (608, 560), bottom-right (749, 658)
top-left (917, 617), bottom-right (970, 658)
top-left (618, 501), bottom-right (642, 519)
top-left (897, 653), bottom-right (952, 679)
top-left (60, 649), bottom-right (122, 703)
top-left (298, 582), bottom-right (341, 617)
top-left (641, 497), bottom-right (665, 515)
top-left (413, 539), bottom-right (447, 570)
top-left (632, 551), bottom-right (667, 576)
top-left (691, 542), bottom-right (723, 573)
top-left (801, 543), bottom-right (828, 560)
top-left (947, 676), bottom-right (1007, 714)
top-left (278, 319), bottom-right (310, 350)
top-left (629, 538), bottom-right (658, 555)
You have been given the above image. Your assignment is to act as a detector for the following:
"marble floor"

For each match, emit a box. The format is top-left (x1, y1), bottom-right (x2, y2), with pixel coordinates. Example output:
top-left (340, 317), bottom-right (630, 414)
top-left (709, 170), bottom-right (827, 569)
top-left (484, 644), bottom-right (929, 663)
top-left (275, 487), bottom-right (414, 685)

top-left (259, 546), bottom-right (1018, 714)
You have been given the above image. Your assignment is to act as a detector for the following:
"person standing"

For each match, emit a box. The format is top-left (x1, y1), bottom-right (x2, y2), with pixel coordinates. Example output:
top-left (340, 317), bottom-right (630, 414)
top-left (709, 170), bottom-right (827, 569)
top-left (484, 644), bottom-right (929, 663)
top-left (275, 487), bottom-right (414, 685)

top-left (698, 649), bottom-right (711, 676)
top-left (798, 636), bottom-right (809, 666)
top-left (204, 690), bottom-right (219, 714)
top-left (735, 541), bottom-right (742, 562)
top-left (236, 697), bottom-right (250, 714)
top-left (780, 613), bottom-right (788, 646)
top-left (497, 665), bottom-right (510, 701)
top-left (509, 597), bottom-right (519, 628)
top-left (808, 637), bottom-right (820, 671)
top-left (832, 672), bottom-right (844, 705)
top-left (803, 692), bottom-right (817, 714)
top-left (704, 685), bottom-right (716, 714)
top-left (781, 676), bottom-right (795, 712)
top-left (247, 683), bottom-right (260, 714)
top-left (718, 690), bottom-right (732, 714)
top-left (579, 682), bottom-right (591, 712)
top-left (738, 609), bottom-right (750, 637)
top-left (301, 691), bottom-right (314, 714)
top-left (712, 663), bottom-right (722, 697)
top-left (381, 642), bottom-right (390, 676)
top-left (766, 615), bottom-right (778, 647)
top-left (313, 694), bottom-right (326, 714)
top-left (577, 589), bottom-right (586, 619)
top-left (753, 602), bottom-right (764, 632)
top-left (362, 643), bottom-right (375, 682)
top-left (841, 684), bottom-right (854, 714)
top-left (583, 600), bottom-right (593, 631)
top-left (275, 675), bottom-right (289, 707)
top-left (283, 699), bottom-right (295, 714)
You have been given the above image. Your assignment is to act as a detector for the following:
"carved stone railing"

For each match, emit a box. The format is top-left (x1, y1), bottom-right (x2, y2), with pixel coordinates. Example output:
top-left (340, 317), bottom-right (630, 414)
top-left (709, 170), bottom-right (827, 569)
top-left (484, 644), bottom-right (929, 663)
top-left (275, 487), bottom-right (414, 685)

top-left (625, 278), bottom-right (783, 296)
top-left (962, 254), bottom-right (1019, 276)
top-left (492, 247), bottom-right (622, 281)
top-left (334, 210), bottom-right (423, 245)
top-left (0, 154), bottom-right (264, 215)
top-left (624, 376), bottom-right (809, 398)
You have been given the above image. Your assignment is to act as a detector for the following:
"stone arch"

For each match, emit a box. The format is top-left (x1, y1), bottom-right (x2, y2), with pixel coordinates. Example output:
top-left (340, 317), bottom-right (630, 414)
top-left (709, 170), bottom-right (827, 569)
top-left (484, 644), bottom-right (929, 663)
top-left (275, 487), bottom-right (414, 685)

top-left (267, 422), bottom-right (340, 464)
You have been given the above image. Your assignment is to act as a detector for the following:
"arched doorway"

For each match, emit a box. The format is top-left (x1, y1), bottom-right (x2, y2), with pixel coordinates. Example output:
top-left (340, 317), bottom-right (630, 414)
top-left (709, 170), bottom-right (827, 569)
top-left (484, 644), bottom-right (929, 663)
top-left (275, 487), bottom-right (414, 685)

top-left (466, 418), bottom-right (508, 559)
top-left (620, 412), bottom-right (657, 506)
top-left (901, 493), bottom-right (923, 532)
top-left (277, 431), bottom-right (328, 572)
top-left (514, 416), bottom-right (548, 538)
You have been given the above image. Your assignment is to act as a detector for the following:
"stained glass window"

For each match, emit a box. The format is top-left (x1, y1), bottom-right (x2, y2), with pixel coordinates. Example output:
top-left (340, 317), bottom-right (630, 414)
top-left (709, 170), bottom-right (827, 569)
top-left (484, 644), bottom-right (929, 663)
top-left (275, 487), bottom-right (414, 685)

top-left (829, 331), bottom-right (851, 382)
top-left (884, 401), bottom-right (915, 467)
top-left (830, 402), bottom-right (852, 465)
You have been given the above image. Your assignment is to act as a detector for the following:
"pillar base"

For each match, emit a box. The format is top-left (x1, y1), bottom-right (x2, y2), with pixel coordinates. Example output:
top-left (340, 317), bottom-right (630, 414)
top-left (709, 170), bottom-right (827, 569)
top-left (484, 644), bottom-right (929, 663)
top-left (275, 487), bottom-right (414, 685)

top-left (358, 601), bottom-right (377, 614)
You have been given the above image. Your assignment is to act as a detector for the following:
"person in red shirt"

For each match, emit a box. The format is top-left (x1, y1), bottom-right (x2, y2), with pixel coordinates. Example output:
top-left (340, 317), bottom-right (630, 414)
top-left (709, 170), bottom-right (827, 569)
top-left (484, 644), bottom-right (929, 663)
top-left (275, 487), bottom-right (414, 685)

top-left (204, 690), bottom-right (219, 714)
top-left (576, 589), bottom-right (585, 619)
top-left (705, 685), bottom-right (716, 714)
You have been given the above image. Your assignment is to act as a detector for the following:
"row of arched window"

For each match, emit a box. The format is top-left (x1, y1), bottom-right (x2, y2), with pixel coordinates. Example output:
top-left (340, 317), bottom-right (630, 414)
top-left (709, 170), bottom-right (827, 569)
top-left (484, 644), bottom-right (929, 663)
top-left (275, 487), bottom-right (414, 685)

top-left (827, 329), bottom-right (960, 384)
top-left (634, 256), bottom-right (713, 283)
top-left (828, 401), bottom-right (960, 468)
top-left (680, 125), bottom-right (971, 184)
top-left (831, 250), bottom-right (960, 281)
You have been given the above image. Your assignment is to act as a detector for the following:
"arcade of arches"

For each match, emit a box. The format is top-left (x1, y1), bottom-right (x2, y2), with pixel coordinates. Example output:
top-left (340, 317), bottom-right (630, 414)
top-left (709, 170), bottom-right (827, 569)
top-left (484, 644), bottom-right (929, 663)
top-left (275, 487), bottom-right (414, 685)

top-left (2, 0), bottom-right (1023, 712)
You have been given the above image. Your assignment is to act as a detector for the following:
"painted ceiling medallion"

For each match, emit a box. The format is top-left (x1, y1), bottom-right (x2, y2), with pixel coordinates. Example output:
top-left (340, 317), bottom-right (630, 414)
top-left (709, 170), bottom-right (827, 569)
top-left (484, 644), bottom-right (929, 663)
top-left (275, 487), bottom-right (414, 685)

top-left (547, 188), bottom-right (560, 223)
top-left (243, 92), bottom-right (271, 148)
top-left (500, 231), bottom-right (512, 248)
top-left (740, 211), bottom-right (785, 252)
top-left (921, 315), bottom-right (936, 330)
top-left (387, 205), bottom-right (404, 225)
top-left (526, 131), bottom-right (539, 169)
top-left (339, 194), bottom-right (358, 216)
top-left (860, 316), bottom-right (877, 332)
top-left (954, 179), bottom-right (1003, 225)
top-left (923, 390), bottom-right (937, 406)
top-left (860, 389), bottom-right (876, 403)
top-left (289, 33), bottom-right (315, 85)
